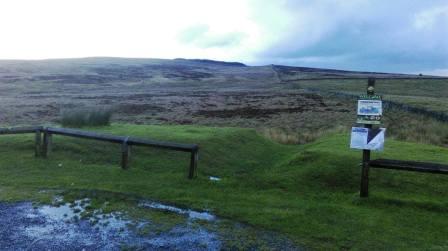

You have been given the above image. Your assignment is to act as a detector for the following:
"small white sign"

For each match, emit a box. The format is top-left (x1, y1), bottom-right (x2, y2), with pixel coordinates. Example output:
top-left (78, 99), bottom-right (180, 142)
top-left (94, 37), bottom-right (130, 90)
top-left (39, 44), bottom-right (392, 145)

top-left (350, 127), bottom-right (386, 151)
top-left (357, 100), bottom-right (383, 116)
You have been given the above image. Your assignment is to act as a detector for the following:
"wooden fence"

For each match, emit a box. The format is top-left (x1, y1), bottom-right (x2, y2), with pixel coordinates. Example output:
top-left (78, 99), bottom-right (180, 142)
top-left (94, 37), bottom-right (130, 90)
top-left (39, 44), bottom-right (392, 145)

top-left (0, 126), bottom-right (199, 179)
top-left (368, 159), bottom-right (448, 174)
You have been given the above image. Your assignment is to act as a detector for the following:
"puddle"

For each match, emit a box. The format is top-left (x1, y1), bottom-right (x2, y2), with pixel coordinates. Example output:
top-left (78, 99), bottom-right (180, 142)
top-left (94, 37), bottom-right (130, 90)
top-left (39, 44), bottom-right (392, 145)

top-left (37, 198), bottom-right (89, 221)
top-left (139, 201), bottom-right (216, 221)
top-left (0, 197), bottom-right (300, 250)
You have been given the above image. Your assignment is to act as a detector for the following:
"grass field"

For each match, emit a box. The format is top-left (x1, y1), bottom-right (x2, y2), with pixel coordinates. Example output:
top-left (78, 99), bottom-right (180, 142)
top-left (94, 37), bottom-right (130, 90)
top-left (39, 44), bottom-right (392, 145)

top-left (296, 78), bottom-right (448, 113)
top-left (0, 124), bottom-right (447, 250)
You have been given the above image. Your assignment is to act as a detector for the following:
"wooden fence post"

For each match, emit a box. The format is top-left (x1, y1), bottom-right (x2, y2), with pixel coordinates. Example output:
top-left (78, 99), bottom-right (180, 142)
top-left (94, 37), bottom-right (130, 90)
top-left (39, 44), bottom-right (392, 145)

top-left (360, 124), bottom-right (372, 197)
top-left (121, 138), bottom-right (131, 169)
top-left (35, 129), bottom-right (42, 157)
top-left (360, 78), bottom-right (375, 198)
top-left (188, 149), bottom-right (198, 179)
top-left (42, 130), bottom-right (52, 158)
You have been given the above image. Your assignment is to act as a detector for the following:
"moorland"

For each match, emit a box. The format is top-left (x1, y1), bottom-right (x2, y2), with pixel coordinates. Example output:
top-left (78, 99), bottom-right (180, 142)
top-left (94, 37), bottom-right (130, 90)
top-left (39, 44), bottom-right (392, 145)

top-left (0, 57), bottom-right (447, 249)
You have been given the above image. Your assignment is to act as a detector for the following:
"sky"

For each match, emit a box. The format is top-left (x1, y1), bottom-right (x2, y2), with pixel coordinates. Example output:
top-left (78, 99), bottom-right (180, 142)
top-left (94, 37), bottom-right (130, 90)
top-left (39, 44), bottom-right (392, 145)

top-left (0, 0), bottom-right (447, 75)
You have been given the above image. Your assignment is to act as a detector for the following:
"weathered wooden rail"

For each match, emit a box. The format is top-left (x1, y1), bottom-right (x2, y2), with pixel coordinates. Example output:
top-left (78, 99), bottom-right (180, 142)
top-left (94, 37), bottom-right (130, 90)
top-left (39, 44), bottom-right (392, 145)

top-left (368, 159), bottom-right (448, 175)
top-left (0, 126), bottom-right (44, 157)
top-left (0, 126), bottom-right (199, 179)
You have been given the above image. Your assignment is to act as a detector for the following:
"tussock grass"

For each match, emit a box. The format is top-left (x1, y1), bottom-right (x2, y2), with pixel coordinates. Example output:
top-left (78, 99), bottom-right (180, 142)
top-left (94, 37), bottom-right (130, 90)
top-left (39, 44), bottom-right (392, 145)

top-left (60, 107), bottom-right (113, 127)
top-left (383, 108), bottom-right (448, 147)
top-left (259, 125), bottom-right (347, 144)
top-left (259, 107), bottom-right (448, 147)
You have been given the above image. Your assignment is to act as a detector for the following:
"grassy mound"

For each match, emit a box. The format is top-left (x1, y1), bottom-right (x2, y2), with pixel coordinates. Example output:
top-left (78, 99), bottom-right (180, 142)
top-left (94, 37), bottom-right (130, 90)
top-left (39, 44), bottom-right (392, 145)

top-left (0, 124), bottom-right (447, 249)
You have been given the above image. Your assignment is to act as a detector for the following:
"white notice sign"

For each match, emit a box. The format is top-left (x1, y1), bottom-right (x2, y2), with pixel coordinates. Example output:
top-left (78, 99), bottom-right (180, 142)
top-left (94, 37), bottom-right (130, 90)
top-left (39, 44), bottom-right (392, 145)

top-left (350, 127), bottom-right (386, 151)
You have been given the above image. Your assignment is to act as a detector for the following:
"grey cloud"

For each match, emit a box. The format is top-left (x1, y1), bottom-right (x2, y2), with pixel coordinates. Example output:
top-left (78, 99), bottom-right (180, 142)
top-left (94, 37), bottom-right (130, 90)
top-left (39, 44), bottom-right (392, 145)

top-left (248, 0), bottom-right (448, 74)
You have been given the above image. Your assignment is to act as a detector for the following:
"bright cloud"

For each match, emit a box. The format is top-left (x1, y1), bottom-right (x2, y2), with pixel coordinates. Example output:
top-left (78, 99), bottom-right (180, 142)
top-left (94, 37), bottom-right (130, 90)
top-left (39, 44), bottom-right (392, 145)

top-left (0, 0), bottom-right (447, 75)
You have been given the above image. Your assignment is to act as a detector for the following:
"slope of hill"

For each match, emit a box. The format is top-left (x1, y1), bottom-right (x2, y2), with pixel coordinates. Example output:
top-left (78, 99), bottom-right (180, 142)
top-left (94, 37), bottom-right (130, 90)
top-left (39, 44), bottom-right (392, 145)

top-left (0, 57), bottom-right (432, 86)
top-left (0, 57), bottom-right (446, 146)
top-left (272, 64), bottom-right (424, 80)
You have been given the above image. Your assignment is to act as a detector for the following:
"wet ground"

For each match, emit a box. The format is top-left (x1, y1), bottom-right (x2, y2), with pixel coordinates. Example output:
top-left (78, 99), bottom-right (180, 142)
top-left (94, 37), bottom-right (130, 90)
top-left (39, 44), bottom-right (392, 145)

top-left (0, 197), bottom-right (300, 250)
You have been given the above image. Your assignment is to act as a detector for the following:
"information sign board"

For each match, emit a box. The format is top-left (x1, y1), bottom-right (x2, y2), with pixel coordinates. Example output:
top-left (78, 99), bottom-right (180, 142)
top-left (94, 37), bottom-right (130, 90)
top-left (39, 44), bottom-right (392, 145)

top-left (357, 94), bottom-right (382, 124)
top-left (350, 127), bottom-right (386, 151)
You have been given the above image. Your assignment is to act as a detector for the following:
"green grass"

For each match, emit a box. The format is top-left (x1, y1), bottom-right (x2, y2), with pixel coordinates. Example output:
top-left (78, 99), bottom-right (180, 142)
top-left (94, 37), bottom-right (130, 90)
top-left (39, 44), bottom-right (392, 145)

top-left (0, 124), bottom-right (447, 250)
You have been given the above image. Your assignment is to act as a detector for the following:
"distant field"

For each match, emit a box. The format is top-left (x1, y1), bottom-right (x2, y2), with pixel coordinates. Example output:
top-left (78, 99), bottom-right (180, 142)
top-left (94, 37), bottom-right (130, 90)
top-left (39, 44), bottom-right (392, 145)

top-left (296, 78), bottom-right (448, 112)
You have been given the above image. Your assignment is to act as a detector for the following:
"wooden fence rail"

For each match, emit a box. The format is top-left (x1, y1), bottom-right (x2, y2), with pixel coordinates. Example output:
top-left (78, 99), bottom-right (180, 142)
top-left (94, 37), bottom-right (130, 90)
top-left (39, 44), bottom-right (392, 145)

top-left (0, 126), bottom-right (199, 179)
top-left (0, 126), bottom-right (43, 157)
top-left (368, 159), bottom-right (448, 175)
top-left (0, 126), bottom-right (43, 134)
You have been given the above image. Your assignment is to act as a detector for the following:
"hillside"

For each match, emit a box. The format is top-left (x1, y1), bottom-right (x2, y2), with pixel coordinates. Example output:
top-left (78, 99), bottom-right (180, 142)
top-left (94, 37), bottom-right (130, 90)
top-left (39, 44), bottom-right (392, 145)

top-left (0, 57), bottom-right (445, 127)
top-left (0, 124), bottom-right (447, 249)
top-left (0, 57), bottom-right (426, 85)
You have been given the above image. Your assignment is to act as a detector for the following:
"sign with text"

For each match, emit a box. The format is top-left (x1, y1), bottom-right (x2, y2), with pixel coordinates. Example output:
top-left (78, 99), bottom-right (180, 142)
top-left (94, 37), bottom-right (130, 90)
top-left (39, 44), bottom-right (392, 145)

top-left (350, 127), bottom-right (386, 151)
top-left (357, 94), bottom-right (382, 124)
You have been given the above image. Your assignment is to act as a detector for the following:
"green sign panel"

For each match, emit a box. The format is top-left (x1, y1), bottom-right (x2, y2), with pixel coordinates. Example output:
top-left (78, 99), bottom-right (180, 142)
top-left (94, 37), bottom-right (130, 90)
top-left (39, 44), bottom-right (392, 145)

top-left (357, 95), bottom-right (382, 125)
